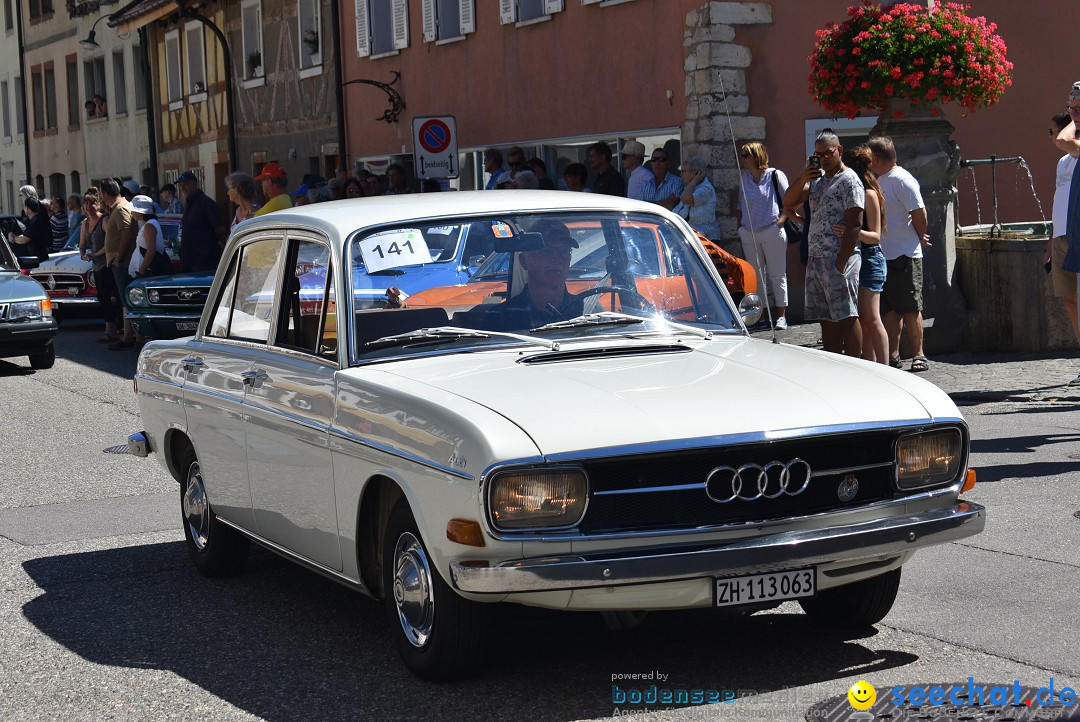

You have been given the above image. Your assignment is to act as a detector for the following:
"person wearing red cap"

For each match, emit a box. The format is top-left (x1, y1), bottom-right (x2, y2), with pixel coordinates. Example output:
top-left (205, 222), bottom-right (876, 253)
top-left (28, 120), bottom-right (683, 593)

top-left (253, 161), bottom-right (293, 217)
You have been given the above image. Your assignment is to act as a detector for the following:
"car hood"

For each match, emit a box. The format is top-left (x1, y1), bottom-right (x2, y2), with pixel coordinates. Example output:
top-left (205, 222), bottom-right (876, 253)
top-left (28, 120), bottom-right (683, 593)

top-left (33, 251), bottom-right (87, 273)
top-left (377, 337), bottom-right (957, 456)
top-left (130, 270), bottom-right (215, 289)
top-left (0, 272), bottom-right (47, 303)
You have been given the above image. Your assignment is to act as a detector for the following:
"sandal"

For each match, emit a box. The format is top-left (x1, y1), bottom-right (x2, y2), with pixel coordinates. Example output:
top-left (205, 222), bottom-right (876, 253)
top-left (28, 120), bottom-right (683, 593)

top-left (888, 355), bottom-right (903, 369)
top-left (909, 355), bottom-right (929, 373)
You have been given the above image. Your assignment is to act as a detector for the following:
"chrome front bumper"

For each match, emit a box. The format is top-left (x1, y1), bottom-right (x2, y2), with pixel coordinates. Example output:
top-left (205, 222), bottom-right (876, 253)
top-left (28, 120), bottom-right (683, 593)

top-left (450, 501), bottom-right (985, 594)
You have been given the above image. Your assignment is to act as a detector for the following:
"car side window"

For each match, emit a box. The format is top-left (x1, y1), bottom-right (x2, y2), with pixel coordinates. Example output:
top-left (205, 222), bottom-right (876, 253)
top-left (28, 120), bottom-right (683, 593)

top-left (275, 238), bottom-right (335, 360)
top-left (205, 238), bottom-right (282, 342)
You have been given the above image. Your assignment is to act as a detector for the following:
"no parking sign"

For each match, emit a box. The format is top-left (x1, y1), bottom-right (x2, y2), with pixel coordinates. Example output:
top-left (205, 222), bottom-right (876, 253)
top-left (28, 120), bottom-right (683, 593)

top-left (412, 115), bottom-right (458, 179)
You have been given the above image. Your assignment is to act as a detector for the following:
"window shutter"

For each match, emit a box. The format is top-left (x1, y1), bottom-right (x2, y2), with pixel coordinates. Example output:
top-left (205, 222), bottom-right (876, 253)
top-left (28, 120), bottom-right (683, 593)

top-left (421, 0), bottom-right (435, 42)
top-left (499, 0), bottom-right (516, 24)
top-left (459, 0), bottom-right (475, 34)
top-left (544, 0), bottom-right (564, 13)
top-left (392, 0), bottom-right (409, 49)
top-left (355, 0), bottom-right (370, 57)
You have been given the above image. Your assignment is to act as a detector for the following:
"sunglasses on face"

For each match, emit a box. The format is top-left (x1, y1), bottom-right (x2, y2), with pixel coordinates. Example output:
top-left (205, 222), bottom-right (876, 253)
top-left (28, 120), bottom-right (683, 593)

top-left (651, 156), bottom-right (667, 162)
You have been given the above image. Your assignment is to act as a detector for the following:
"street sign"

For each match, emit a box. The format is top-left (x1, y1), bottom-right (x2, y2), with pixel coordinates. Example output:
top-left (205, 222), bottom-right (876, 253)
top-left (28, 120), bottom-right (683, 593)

top-left (412, 115), bottom-right (458, 179)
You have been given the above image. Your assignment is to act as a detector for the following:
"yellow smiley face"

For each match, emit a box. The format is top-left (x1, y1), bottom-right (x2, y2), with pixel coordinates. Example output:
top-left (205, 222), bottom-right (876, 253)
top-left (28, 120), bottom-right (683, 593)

top-left (848, 680), bottom-right (876, 710)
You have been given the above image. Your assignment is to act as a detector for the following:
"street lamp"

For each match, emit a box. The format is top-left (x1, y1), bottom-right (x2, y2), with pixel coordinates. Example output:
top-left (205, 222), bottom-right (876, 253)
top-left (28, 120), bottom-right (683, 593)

top-left (79, 15), bottom-right (109, 49)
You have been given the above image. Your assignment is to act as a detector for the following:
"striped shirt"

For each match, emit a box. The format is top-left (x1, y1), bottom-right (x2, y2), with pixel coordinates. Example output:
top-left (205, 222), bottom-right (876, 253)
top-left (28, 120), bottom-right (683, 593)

top-left (641, 171), bottom-right (684, 204)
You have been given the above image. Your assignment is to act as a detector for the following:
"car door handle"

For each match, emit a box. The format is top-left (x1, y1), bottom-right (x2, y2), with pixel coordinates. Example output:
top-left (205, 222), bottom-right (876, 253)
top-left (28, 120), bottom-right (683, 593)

top-left (181, 357), bottom-right (204, 370)
top-left (241, 370), bottom-right (270, 385)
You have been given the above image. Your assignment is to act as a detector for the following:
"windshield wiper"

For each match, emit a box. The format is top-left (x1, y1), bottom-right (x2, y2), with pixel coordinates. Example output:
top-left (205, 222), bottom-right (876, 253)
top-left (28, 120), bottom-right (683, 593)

top-left (532, 312), bottom-right (714, 340)
top-left (531, 312), bottom-right (647, 332)
top-left (363, 326), bottom-right (559, 351)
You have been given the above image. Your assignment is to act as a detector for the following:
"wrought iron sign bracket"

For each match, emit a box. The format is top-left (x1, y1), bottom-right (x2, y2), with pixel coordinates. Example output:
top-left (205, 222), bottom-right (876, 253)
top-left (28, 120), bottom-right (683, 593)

top-left (343, 71), bottom-right (405, 124)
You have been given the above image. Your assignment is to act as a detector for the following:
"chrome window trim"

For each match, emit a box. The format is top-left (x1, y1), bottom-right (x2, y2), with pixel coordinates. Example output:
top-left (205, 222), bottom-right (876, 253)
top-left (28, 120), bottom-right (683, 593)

top-left (328, 427), bottom-right (476, 481)
top-left (243, 399), bottom-right (331, 436)
top-left (892, 424), bottom-right (968, 491)
top-left (484, 465), bottom-right (591, 534)
top-left (133, 372), bottom-right (183, 390)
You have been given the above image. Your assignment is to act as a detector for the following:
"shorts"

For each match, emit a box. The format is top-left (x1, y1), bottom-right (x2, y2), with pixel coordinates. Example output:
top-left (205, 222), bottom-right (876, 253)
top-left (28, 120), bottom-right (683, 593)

top-left (804, 254), bottom-right (860, 322)
top-left (1051, 236), bottom-right (1077, 298)
top-left (880, 255), bottom-right (923, 315)
top-left (859, 242), bottom-right (886, 293)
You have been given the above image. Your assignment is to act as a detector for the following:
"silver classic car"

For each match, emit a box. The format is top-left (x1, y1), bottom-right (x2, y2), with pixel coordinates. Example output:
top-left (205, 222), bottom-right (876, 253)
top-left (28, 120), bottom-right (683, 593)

top-left (0, 235), bottom-right (56, 369)
top-left (128, 192), bottom-right (984, 681)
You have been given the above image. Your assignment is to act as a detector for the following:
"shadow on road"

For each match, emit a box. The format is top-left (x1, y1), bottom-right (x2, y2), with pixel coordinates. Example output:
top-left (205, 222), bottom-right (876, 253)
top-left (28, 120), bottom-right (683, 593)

top-left (22, 542), bottom-right (919, 720)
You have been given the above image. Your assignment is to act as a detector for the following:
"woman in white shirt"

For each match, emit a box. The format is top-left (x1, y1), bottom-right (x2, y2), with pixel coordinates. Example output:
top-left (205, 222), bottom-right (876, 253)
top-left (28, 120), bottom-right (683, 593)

top-left (128, 195), bottom-right (167, 278)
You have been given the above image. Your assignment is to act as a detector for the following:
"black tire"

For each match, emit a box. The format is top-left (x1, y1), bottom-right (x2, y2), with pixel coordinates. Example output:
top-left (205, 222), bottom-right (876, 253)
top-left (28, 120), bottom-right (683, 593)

top-left (178, 444), bottom-right (249, 577)
top-left (28, 344), bottom-right (55, 369)
top-left (382, 499), bottom-right (490, 681)
top-left (799, 568), bottom-right (901, 628)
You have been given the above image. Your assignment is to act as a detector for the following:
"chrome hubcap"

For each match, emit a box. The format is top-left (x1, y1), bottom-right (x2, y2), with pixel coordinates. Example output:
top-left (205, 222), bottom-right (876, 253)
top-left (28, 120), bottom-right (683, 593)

top-left (182, 461), bottom-right (210, 551)
top-left (392, 531), bottom-right (434, 648)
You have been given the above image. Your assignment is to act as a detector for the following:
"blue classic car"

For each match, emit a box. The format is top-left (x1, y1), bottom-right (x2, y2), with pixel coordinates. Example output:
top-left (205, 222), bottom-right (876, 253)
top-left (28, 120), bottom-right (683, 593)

top-left (125, 206), bottom-right (497, 339)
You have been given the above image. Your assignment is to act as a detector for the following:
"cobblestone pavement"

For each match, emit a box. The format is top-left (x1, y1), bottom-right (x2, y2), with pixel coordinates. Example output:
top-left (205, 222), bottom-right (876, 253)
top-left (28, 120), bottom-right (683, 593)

top-left (749, 320), bottom-right (1080, 404)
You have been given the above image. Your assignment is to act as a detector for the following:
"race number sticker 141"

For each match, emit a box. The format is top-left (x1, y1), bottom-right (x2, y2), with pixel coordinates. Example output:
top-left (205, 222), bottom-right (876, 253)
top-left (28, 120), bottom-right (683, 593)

top-left (358, 229), bottom-right (433, 273)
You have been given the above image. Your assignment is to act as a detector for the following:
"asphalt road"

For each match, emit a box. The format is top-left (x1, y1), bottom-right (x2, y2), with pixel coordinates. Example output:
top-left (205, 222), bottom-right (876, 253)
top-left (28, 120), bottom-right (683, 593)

top-left (1, 315), bottom-right (1078, 721)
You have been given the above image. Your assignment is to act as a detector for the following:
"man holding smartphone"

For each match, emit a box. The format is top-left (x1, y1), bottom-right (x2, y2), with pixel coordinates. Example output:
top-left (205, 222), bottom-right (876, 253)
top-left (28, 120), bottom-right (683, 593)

top-left (784, 129), bottom-right (864, 356)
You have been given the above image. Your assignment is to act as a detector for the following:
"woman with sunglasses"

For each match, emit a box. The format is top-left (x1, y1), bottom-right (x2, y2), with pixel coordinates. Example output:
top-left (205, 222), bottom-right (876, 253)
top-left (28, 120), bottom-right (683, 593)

top-left (735, 141), bottom-right (790, 329)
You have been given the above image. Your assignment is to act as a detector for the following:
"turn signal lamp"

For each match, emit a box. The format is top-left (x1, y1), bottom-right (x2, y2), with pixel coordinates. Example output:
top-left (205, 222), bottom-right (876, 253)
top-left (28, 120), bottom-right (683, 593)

top-left (961, 469), bottom-right (976, 493)
top-left (41, 298), bottom-right (53, 318)
top-left (446, 518), bottom-right (485, 547)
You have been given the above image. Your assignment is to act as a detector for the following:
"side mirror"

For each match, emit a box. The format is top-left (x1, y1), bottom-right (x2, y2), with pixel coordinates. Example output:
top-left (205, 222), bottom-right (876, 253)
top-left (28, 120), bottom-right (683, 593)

top-left (18, 256), bottom-right (40, 270)
top-left (738, 293), bottom-right (762, 327)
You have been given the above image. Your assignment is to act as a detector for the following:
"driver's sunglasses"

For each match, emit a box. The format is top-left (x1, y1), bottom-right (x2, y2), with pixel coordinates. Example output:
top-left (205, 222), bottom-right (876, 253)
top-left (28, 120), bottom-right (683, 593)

top-left (814, 148), bottom-right (838, 158)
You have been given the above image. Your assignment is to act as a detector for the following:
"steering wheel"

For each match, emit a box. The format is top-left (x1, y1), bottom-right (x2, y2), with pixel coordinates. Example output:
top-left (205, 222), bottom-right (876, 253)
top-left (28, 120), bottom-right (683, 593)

top-left (574, 285), bottom-right (655, 314)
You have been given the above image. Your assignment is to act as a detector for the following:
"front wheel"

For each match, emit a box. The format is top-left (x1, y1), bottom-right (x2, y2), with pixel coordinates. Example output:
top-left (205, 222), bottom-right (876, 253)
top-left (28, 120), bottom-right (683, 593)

top-left (798, 568), bottom-right (901, 628)
top-left (28, 344), bottom-right (55, 369)
top-left (382, 499), bottom-right (489, 681)
top-left (178, 445), bottom-right (249, 577)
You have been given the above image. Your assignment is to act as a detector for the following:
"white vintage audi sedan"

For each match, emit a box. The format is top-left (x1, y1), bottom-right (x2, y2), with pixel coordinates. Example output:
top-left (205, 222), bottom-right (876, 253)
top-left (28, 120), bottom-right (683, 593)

top-left (129, 191), bottom-right (984, 681)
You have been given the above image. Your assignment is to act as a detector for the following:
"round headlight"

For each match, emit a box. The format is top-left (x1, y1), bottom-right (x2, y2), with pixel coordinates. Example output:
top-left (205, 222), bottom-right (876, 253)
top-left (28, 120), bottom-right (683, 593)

top-left (128, 287), bottom-right (146, 306)
top-left (148, 289), bottom-right (160, 304)
top-left (86, 272), bottom-right (96, 289)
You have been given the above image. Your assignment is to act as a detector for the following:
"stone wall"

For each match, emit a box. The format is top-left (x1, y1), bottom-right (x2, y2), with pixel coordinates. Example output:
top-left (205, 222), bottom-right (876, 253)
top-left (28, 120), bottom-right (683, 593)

top-left (683, 2), bottom-right (771, 252)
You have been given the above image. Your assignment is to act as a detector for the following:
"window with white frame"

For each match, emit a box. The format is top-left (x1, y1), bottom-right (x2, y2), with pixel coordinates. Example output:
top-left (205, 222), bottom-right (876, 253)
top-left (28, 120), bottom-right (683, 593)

top-left (242, 1), bottom-right (264, 81)
top-left (164, 30), bottom-right (182, 106)
top-left (4, 0), bottom-right (13, 32)
top-left (1, 79), bottom-right (10, 138)
top-left (83, 57), bottom-right (106, 118)
top-left (298, 0), bottom-right (321, 69)
top-left (422, 0), bottom-right (475, 42)
top-left (355, 0), bottom-right (409, 58)
top-left (133, 45), bottom-right (147, 110)
top-left (499, 0), bottom-right (563, 25)
top-left (184, 20), bottom-right (207, 98)
top-left (112, 50), bottom-right (127, 115)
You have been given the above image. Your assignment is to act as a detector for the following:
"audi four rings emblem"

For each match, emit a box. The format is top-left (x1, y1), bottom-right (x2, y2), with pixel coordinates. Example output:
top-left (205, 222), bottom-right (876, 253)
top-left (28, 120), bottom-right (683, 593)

top-left (705, 459), bottom-right (812, 503)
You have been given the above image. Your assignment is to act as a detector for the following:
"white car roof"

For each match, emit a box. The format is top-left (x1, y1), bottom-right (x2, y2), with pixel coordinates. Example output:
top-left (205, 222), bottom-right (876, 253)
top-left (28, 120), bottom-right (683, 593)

top-left (231, 191), bottom-right (681, 250)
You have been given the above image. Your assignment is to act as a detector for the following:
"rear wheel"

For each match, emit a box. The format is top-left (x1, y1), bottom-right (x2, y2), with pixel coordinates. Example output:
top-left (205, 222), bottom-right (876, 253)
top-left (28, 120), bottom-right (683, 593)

top-left (178, 444), bottom-right (249, 577)
top-left (382, 499), bottom-right (489, 681)
top-left (799, 568), bottom-right (901, 628)
top-left (28, 344), bottom-right (55, 369)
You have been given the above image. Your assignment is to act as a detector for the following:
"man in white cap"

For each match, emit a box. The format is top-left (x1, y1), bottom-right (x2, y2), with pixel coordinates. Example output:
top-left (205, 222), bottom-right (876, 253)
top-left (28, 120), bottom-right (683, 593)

top-left (1060, 82), bottom-right (1080, 384)
top-left (622, 141), bottom-right (652, 201)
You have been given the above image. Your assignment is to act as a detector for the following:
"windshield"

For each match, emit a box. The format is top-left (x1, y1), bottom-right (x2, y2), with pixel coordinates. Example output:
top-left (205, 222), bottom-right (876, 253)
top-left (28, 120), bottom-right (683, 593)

top-left (348, 211), bottom-right (739, 362)
top-left (0, 234), bottom-right (19, 271)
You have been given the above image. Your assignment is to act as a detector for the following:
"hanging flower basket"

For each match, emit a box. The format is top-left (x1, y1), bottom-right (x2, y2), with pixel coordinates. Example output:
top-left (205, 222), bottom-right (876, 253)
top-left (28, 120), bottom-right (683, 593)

top-left (808, 2), bottom-right (1013, 119)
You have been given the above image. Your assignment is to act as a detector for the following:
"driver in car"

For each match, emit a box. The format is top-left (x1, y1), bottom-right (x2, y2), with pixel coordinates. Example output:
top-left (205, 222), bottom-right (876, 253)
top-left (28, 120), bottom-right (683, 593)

top-left (500, 221), bottom-right (584, 327)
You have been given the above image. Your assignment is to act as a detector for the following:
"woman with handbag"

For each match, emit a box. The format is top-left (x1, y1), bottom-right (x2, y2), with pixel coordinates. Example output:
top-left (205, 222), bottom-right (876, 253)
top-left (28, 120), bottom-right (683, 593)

top-left (735, 141), bottom-right (791, 329)
top-left (128, 195), bottom-right (172, 279)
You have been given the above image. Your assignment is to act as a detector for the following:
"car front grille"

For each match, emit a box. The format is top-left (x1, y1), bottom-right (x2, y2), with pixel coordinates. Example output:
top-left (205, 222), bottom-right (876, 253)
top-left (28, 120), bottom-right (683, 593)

top-left (31, 272), bottom-right (85, 296)
top-left (579, 430), bottom-right (907, 535)
top-left (152, 287), bottom-right (211, 306)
